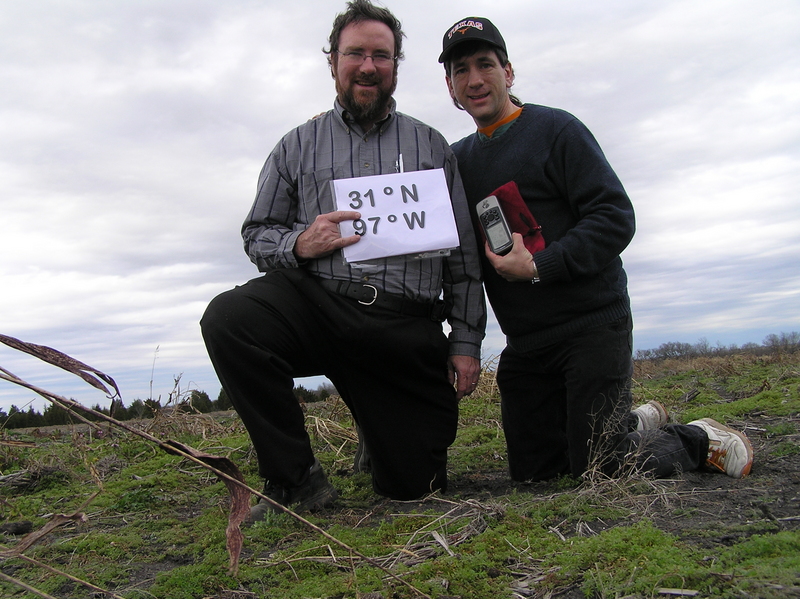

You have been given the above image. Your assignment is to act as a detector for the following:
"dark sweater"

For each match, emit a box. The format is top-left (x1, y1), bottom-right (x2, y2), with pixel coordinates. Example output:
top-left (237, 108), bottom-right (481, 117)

top-left (452, 104), bottom-right (635, 351)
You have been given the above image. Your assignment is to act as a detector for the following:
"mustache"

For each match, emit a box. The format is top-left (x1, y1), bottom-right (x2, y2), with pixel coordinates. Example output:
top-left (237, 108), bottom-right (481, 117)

top-left (353, 76), bottom-right (382, 86)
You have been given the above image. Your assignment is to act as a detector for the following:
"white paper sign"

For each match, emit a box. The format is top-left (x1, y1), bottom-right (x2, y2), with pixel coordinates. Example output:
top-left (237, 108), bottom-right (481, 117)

top-left (330, 168), bottom-right (459, 263)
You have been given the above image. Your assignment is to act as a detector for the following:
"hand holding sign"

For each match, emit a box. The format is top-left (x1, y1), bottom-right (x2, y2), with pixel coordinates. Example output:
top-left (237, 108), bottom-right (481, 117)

top-left (330, 169), bottom-right (459, 263)
top-left (295, 211), bottom-right (362, 260)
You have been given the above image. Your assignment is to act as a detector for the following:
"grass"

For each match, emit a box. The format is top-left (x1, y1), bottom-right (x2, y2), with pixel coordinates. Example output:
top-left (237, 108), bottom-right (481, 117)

top-left (1, 351), bottom-right (799, 598)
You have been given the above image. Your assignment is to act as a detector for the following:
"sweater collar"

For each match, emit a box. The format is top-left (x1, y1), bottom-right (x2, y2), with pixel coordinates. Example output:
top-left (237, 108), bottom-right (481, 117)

top-left (477, 106), bottom-right (523, 141)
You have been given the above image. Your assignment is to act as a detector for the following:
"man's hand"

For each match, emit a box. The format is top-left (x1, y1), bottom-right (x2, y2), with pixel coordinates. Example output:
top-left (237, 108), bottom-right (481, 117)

top-left (294, 211), bottom-right (362, 260)
top-left (485, 233), bottom-right (536, 282)
top-left (448, 355), bottom-right (481, 400)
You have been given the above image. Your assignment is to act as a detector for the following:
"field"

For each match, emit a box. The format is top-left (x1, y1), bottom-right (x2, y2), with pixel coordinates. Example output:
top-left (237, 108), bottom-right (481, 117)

top-left (1, 351), bottom-right (799, 598)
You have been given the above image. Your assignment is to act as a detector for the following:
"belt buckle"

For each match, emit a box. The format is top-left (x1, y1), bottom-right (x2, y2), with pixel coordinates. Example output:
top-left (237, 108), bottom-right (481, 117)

top-left (358, 284), bottom-right (378, 306)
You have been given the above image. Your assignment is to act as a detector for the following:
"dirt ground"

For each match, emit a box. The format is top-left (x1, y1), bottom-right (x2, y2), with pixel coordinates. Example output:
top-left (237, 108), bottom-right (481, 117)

top-left (446, 412), bottom-right (800, 546)
top-left (646, 412), bottom-right (800, 543)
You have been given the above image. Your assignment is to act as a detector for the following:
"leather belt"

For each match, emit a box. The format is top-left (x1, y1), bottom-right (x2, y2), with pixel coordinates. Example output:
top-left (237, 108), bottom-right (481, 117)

top-left (317, 278), bottom-right (435, 318)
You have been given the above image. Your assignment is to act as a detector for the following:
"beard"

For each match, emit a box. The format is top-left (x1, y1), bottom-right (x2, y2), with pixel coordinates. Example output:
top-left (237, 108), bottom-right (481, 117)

top-left (336, 73), bottom-right (396, 125)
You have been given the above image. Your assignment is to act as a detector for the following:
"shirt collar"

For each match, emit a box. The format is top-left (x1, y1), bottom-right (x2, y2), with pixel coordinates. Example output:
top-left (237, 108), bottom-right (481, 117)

top-left (334, 98), bottom-right (396, 135)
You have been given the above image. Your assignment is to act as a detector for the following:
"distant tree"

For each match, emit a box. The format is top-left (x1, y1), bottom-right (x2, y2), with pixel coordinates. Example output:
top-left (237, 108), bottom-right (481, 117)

top-left (128, 399), bottom-right (148, 420)
top-left (653, 341), bottom-right (694, 360)
top-left (764, 331), bottom-right (800, 354)
top-left (111, 399), bottom-right (129, 421)
top-left (317, 382), bottom-right (337, 400)
top-left (29, 406), bottom-right (41, 427)
top-left (215, 388), bottom-right (233, 410)
top-left (293, 384), bottom-right (318, 403)
top-left (189, 390), bottom-right (214, 413)
top-left (8, 406), bottom-right (41, 429)
top-left (788, 332), bottom-right (800, 351)
top-left (89, 404), bottom-right (110, 421)
top-left (6, 406), bottom-right (36, 429)
top-left (694, 337), bottom-right (712, 356)
top-left (143, 399), bottom-right (161, 417)
top-left (42, 403), bottom-right (72, 426)
top-left (6, 405), bottom-right (23, 429)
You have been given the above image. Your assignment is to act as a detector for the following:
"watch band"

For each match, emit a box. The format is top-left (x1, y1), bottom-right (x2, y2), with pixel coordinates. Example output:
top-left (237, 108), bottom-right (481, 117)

top-left (531, 260), bottom-right (540, 284)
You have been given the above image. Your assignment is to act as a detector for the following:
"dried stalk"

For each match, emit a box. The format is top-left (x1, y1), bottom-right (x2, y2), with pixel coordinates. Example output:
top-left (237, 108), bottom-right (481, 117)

top-left (0, 571), bottom-right (60, 599)
top-left (0, 547), bottom-right (127, 599)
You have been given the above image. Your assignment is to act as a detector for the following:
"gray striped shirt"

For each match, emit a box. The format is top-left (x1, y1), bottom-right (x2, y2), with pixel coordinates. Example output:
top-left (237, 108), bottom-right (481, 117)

top-left (242, 99), bottom-right (485, 358)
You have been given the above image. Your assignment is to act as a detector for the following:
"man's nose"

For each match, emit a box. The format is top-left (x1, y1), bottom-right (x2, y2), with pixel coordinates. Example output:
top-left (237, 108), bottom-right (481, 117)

top-left (467, 67), bottom-right (483, 86)
top-left (358, 57), bottom-right (378, 74)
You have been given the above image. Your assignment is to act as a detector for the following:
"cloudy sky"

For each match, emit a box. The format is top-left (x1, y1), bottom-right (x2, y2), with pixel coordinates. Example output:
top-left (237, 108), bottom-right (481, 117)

top-left (1, 0), bottom-right (798, 413)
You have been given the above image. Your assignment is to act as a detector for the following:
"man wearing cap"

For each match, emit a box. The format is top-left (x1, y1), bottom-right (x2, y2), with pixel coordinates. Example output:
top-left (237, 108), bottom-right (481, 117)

top-left (438, 17), bottom-right (754, 482)
top-left (200, 0), bottom-right (486, 520)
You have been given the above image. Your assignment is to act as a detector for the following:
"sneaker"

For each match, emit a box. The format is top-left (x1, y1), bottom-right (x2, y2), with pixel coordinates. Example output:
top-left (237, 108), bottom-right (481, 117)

top-left (247, 458), bottom-right (338, 523)
top-left (688, 418), bottom-right (754, 478)
top-left (353, 424), bottom-right (372, 474)
top-left (632, 400), bottom-right (669, 431)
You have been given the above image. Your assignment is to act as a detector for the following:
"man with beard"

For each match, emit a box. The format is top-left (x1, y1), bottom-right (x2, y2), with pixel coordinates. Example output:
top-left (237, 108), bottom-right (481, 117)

top-left (201, 0), bottom-right (485, 520)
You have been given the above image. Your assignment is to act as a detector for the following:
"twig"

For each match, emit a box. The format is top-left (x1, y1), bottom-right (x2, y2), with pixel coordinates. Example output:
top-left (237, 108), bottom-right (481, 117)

top-left (0, 547), bottom-right (126, 599)
top-left (0, 493), bottom-right (96, 557)
top-left (0, 571), bottom-right (60, 599)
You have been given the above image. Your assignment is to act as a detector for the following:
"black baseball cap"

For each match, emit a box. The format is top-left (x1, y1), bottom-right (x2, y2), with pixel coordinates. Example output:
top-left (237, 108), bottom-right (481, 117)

top-left (438, 17), bottom-right (507, 63)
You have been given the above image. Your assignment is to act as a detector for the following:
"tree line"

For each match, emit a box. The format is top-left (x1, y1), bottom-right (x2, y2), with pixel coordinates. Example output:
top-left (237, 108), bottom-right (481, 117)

top-left (0, 383), bottom-right (335, 431)
top-left (633, 331), bottom-right (799, 361)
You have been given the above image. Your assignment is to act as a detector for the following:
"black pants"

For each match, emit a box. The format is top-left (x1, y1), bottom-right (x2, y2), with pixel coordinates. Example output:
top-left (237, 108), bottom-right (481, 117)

top-left (200, 269), bottom-right (457, 500)
top-left (497, 315), bottom-right (708, 481)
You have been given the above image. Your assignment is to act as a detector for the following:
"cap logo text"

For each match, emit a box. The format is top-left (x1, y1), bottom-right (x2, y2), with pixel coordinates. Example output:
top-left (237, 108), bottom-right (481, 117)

top-left (447, 20), bottom-right (484, 39)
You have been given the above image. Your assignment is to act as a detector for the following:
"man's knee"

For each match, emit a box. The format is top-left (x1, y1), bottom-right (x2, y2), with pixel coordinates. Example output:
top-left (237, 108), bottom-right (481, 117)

top-left (200, 289), bottom-right (238, 341)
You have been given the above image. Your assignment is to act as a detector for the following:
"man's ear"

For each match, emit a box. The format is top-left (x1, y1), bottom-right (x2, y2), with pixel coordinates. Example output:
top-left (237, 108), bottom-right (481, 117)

top-left (504, 61), bottom-right (515, 88)
top-left (445, 75), bottom-right (456, 101)
top-left (329, 55), bottom-right (338, 80)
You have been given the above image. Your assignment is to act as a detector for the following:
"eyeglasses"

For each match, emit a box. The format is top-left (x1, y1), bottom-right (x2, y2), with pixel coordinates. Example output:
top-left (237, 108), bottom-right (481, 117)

top-left (337, 51), bottom-right (396, 68)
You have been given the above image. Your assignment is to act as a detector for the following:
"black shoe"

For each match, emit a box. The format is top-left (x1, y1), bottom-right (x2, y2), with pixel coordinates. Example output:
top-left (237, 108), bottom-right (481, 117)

top-left (353, 424), bottom-right (372, 474)
top-left (248, 459), bottom-right (337, 523)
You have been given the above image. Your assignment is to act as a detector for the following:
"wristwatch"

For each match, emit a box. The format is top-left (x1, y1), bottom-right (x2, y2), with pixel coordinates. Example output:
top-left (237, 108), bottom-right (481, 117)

top-left (531, 260), bottom-right (541, 284)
